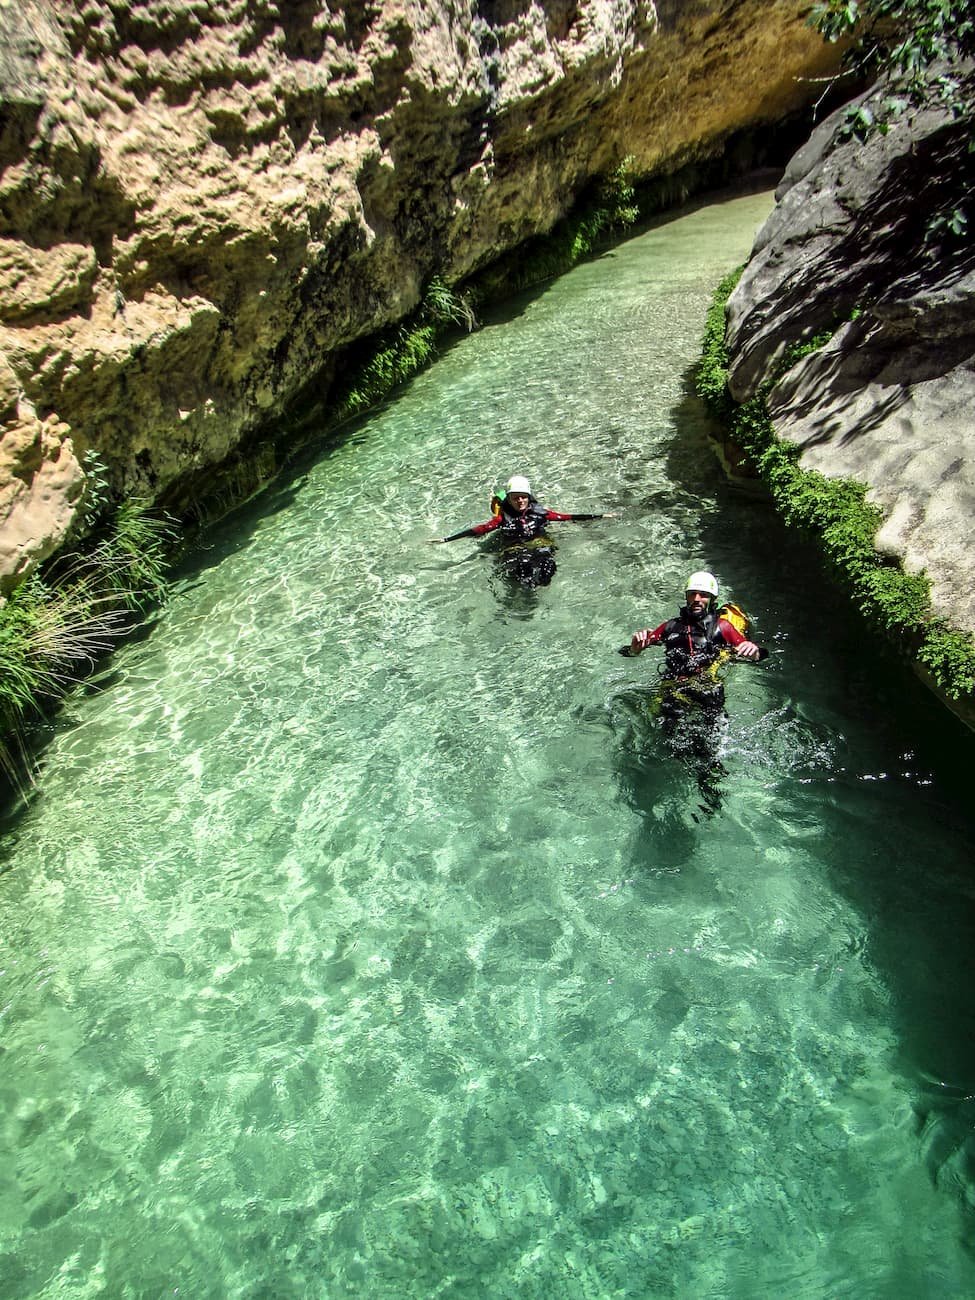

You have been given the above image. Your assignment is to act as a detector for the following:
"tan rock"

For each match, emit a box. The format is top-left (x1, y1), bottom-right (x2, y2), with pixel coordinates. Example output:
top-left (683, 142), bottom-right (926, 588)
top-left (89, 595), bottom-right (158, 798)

top-left (0, 402), bottom-right (85, 594)
top-left (0, 0), bottom-right (840, 591)
top-left (0, 240), bottom-right (99, 324)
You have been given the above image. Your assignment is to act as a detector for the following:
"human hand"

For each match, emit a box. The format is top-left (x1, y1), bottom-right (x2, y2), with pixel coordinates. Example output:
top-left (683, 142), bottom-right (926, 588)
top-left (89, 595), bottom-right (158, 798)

top-left (629, 629), bottom-right (650, 654)
top-left (735, 640), bottom-right (761, 660)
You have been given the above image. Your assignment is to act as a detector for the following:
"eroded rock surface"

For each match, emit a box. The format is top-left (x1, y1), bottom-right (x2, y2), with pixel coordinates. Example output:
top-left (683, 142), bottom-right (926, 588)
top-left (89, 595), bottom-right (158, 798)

top-left (726, 82), bottom-right (975, 637)
top-left (0, 0), bottom-right (838, 588)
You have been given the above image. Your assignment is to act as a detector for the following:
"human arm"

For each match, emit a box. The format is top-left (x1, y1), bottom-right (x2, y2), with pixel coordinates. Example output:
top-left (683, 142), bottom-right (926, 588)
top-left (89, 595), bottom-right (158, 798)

top-left (543, 510), bottom-right (618, 522)
top-left (628, 622), bottom-right (667, 655)
top-left (717, 617), bottom-right (764, 660)
top-left (428, 516), bottom-right (502, 544)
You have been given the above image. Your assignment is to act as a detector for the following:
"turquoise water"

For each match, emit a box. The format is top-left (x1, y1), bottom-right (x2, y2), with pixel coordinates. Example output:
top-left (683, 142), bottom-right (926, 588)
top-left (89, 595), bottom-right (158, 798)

top-left (3, 189), bottom-right (975, 1298)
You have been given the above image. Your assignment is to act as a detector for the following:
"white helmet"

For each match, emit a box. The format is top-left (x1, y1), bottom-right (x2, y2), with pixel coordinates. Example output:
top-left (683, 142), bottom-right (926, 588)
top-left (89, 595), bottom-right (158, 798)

top-left (505, 475), bottom-right (532, 496)
top-left (685, 570), bottom-right (719, 599)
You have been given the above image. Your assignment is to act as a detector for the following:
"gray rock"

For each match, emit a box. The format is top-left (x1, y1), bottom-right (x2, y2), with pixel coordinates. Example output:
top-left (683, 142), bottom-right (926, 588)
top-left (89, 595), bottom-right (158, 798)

top-left (726, 74), bottom-right (975, 639)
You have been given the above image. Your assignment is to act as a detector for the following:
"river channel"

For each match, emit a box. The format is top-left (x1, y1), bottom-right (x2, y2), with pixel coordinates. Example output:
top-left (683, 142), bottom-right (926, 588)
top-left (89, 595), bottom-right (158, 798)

top-left (2, 188), bottom-right (975, 1297)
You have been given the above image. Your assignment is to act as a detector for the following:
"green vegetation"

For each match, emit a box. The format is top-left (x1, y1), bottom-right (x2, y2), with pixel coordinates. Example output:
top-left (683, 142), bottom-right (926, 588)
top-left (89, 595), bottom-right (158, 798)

top-left (810, 0), bottom-right (973, 239)
top-left (697, 268), bottom-right (975, 700)
top-left (0, 498), bottom-right (176, 791)
top-left (810, 0), bottom-right (974, 126)
top-left (476, 156), bottom-right (641, 297)
top-left (331, 319), bottom-right (439, 424)
top-left (329, 158), bottom-right (641, 423)
top-left (421, 277), bottom-right (478, 333)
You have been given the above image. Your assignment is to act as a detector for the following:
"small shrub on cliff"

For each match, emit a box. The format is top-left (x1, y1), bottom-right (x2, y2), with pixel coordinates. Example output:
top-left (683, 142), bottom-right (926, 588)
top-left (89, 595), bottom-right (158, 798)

top-left (80, 450), bottom-right (112, 530)
top-left (421, 278), bottom-right (478, 333)
top-left (696, 272), bottom-right (975, 702)
top-left (810, 0), bottom-right (975, 124)
top-left (811, 0), bottom-right (974, 241)
top-left (0, 576), bottom-right (126, 787)
top-left (919, 624), bottom-right (975, 696)
top-left (598, 156), bottom-right (641, 230)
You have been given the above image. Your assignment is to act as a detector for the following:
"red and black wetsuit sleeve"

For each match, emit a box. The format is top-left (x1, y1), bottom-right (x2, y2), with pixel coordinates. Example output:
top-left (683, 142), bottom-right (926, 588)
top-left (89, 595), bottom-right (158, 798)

top-left (441, 516), bottom-right (503, 542)
top-left (442, 509), bottom-right (602, 540)
top-left (641, 621), bottom-right (669, 646)
top-left (716, 617), bottom-right (747, 647)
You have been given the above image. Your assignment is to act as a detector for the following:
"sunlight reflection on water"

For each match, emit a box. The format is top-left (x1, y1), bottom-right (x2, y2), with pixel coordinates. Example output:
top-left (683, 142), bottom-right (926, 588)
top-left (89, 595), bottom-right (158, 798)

top-left (2, 189), bottom-right (975, 1298)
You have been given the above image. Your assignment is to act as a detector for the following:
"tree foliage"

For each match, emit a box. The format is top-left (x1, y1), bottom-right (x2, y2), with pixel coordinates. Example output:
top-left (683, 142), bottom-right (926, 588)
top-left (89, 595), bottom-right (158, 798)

top-left (810, 1), bottom-right (973, 241)
top-left (810, 0), bottom-right (975, 131)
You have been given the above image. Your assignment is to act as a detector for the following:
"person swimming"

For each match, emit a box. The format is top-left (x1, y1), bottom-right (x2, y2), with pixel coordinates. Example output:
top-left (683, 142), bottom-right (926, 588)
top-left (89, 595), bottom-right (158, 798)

top-left (624, 570), bottom-right (765, 814)
top-left (429, 475), bottom-right (617, 588)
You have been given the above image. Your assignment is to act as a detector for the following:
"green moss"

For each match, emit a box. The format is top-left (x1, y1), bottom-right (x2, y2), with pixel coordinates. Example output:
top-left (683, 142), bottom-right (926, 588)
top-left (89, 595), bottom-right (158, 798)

top-left (696, 271), bottom-right (975, 703)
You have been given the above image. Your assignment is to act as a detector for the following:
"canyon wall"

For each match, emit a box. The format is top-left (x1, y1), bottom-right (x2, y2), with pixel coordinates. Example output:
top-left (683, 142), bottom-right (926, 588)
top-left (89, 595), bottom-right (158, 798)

top-left (0, 0), bottom-right (840, 592)
top-left (725, 77), bottom-right (975, 641)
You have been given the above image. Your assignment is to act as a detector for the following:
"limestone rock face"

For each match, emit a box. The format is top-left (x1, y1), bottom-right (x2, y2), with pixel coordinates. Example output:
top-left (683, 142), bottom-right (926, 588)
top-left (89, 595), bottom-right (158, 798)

top-left (0, 348), bottom-right (83, 594)
top-left (725, 81), bottom-right (975, 636)
top-left (0, 0), bottom-right (839, 588)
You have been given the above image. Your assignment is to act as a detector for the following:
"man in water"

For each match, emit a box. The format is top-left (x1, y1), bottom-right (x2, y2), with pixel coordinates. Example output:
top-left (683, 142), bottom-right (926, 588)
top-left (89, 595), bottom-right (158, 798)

top-left (430, 475), bottom-right (616, 588)
top-left (626, 571), bottom-right (763, 813)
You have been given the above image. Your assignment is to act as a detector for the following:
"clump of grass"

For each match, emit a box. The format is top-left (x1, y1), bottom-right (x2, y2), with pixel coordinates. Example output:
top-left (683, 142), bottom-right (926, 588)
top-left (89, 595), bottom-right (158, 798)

top-left (0, 499), bottom-right (177, 793)
top-left (421, 277), bottom-right (478, 333)
top-left (330, 321), bottom-right (439, 424)
top-left (696, 270), bottom-right (975, 702)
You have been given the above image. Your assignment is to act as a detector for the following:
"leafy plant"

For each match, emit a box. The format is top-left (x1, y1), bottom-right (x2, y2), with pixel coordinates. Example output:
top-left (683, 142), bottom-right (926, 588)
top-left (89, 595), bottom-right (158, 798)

top-left (421, 277), bottom-right (478, 333)
top-left (809, 0), bottom-right (975, 244)
top-left (0, 499), bottom-right (178, 792)
top-left (810, 0), bottom-right (975, 123)
top-left (598, 155), bottom-right (640, 229)
top-left (80, 449), bottom-right (113, 530)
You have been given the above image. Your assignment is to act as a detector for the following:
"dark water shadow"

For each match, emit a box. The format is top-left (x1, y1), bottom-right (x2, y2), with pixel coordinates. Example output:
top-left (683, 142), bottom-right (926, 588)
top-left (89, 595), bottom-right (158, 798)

top-left (652, 360), bottom-right (975, 1232)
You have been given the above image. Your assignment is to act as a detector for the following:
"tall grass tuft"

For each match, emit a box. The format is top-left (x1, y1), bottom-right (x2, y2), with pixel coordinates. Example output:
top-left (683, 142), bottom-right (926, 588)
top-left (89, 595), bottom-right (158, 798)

top-left (0, 500), bottom-right (177, 795)
top-left (421, 277), bottom-right (478, 333)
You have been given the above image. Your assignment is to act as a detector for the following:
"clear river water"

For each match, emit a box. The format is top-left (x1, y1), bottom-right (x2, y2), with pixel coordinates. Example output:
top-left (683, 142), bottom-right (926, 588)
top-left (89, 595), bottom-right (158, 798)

top-left (2, 189), bottom-right (975, 1298)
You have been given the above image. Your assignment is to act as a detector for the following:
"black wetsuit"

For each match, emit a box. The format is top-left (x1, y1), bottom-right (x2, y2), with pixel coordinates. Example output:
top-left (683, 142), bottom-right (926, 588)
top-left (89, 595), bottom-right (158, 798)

top-left (442, 498), bottom-right (603, 587)
top-left (645, 606), bottom-right (749, 710)
top-left (639, 605), bottom-right (750, 813)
